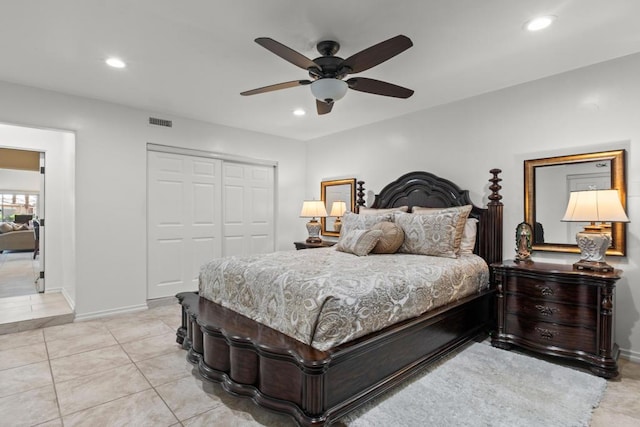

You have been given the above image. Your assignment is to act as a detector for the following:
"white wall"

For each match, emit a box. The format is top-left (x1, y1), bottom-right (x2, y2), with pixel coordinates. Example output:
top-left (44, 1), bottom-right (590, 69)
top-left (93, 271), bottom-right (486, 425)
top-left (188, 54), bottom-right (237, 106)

top-left (0, 125), bottom-right (76, 304)
top-left (305, 52), bottom-right (640, 361)
top-left (0, 81), bottom-right (306, 319)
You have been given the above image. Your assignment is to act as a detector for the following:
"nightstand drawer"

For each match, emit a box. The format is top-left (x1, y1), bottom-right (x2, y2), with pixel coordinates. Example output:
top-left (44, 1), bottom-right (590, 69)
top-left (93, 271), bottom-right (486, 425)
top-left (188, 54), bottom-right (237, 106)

top-left (505, 314), bottom-right (596, 353)
top-left (506, 276), bottom-right (597, 305)
top-left (505, 296), bottom-right (596, 326)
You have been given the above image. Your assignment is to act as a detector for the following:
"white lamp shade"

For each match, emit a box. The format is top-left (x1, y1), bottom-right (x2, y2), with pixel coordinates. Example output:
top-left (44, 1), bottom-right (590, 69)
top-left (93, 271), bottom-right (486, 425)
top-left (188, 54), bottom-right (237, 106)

top-left (562, 189), bottom-right (629, 222)
top-left (300, 200), bottom-right (328, 218)
top-left (310, 78), bottom-right (348, 103)
top-left (329, 201), bottom-right (347, 217)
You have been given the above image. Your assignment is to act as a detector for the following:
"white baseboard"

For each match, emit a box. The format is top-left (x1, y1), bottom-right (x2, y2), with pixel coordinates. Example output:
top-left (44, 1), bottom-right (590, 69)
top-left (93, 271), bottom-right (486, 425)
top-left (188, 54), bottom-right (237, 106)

top-left (74, 303), bottom-right (148, 321)
top-left (60, 288), bottom-right (75, 311)
top-left (147, 296), bottom-right (178, 308)
top-left (619, 347), bottom-right (640, 364)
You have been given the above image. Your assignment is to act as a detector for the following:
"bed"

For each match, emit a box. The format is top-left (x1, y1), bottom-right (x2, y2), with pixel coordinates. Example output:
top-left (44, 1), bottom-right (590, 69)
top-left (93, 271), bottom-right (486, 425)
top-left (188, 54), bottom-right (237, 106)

top-left (176, 169), bottom-right (504, 426)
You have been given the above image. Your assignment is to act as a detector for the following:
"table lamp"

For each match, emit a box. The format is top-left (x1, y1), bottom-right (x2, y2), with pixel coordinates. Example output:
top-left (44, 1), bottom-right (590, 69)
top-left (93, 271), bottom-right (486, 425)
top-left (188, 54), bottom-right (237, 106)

top-left (300, 200), bottom-right (328, 243)
top-left (561, 189), bottom-right (629, 272)
top-left (329, 201), bottom-right (347, 232)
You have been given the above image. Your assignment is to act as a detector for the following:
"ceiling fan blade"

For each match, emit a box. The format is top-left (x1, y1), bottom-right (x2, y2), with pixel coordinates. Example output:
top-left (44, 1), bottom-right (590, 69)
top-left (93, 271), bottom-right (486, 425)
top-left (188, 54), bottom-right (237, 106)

top-left (255, 37), bottom-right (319, 70)
top-left (316, 99), bottom-right (333, 115)
top-left (241, 80), bottom-right (311, 96)
top-left (341, 35), bottom-right (413, 74)
top-left (346, 77), bottom-right (414, 98)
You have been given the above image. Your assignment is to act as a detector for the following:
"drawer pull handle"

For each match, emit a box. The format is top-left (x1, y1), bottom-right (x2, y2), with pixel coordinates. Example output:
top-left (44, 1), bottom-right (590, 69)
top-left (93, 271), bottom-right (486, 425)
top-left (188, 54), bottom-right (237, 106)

top-left (535, 327), bottom-right (556, 340)
top-left (535, 305), bottom-right (559, 316)
top-left (536, 285), bottom-right (554, 296)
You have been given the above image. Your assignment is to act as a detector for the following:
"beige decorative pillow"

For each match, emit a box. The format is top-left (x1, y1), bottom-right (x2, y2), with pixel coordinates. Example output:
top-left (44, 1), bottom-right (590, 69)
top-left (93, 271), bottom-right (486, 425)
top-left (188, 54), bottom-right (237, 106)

top-left (358, 206), bottom-right (409, 215)
top-left (338, 212), bottom-right (393, 244)
top-left (459, 218), bottom-right (479, 254)
top-left (0, 222), bottom-right (13, 233)
top-left (370, 222), bottom-right (405, 254)
top-left (411, 205), bottom-right (473, 254)
top-left (395, 209), bottom-right (470, 258)
top-left (336, 229), bottom-right (383, 256)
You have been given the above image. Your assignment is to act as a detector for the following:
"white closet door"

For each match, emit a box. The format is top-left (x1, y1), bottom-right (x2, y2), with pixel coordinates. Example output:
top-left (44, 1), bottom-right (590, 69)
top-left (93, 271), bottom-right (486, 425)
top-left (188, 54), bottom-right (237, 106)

top-left (147, 151), bottom-right (222, 299)
top-left (222, 163), bottom-right (275, 256)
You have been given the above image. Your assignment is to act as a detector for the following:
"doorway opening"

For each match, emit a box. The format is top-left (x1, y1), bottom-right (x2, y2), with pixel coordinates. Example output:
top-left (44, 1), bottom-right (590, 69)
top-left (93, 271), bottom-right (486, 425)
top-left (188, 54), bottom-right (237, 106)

top-left (0, 148), bottom-right (43, 298)
top-left (0, 122), bottom-right (75, 330)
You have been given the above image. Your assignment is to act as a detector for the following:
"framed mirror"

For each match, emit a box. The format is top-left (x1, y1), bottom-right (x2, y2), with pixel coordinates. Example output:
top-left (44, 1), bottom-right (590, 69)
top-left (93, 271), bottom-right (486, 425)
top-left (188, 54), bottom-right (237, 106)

top-left (321, 178), bottom-right (356, 237)
top-left (524, 149), bottom-right (626, 255)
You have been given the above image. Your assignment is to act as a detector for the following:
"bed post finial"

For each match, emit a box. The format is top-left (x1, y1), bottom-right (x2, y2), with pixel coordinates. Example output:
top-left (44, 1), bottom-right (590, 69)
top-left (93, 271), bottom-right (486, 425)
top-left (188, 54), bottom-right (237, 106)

top-left (486, 169), bottom-right (503, 264)
top-left (488, 168), bottom-right (503, 206)
top-left (356, 181), bottom-right (366, 213)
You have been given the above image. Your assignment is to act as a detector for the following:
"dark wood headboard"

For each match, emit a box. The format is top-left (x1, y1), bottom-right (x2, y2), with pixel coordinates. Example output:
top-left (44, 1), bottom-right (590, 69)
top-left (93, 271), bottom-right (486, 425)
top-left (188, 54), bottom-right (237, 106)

top-left (355, 169), bottom-right (503, 265)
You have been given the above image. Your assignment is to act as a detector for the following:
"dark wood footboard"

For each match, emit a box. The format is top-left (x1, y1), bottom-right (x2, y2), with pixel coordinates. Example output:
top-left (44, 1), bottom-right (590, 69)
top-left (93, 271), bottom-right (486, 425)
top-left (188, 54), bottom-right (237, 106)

top-left (177, 289), bottom-right (494, 426)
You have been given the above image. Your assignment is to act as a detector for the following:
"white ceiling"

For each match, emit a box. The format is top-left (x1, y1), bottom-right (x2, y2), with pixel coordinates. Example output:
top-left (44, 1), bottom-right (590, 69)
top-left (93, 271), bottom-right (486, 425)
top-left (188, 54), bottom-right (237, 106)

top-left (1, 1), bottom-right (640, 141)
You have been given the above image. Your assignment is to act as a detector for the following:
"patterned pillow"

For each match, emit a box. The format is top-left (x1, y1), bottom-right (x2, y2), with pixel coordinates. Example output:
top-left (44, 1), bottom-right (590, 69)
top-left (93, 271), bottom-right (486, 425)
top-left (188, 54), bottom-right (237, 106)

top-left (336, 229), bottom-right (383, 256)
top-left (358, 206), bottom-right (409, 215)
top-left (410, 205), bottom-right (473, 254)
top-left (395, 209), bottom-right (471, 258)
top-left (370, 222), bottom-right (405, 254)
top-left (338, 212), bottom-right (393, 244)
top-left (459, 218), bottom-right (479, 254)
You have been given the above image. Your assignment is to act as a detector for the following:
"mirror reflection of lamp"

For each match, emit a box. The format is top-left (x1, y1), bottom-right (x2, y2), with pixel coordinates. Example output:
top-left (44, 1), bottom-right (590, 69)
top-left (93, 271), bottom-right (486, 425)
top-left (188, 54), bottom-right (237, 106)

top-left (561, 189), bottom-right (630, 272)
top-left (329, 201), bottom-right (347, 233)
top-left (300, 200), bottom-right (328, 244)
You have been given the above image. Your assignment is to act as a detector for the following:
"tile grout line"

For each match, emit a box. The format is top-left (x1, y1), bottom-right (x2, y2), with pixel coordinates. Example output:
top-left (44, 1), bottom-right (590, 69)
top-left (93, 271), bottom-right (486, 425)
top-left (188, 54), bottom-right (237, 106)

top-left (43, 328), bottom-right (66, 426)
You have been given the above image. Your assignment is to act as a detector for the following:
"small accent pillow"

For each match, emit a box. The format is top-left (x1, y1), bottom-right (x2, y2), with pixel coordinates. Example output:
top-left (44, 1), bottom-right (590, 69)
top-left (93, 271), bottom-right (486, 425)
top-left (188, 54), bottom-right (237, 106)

top-left (0, 222), bottom-right (13, 233)
top-left (370, 222), bottom-right (405, 254)
top-left (358, 206), bottom-right (409, 215)
top-left (338, 212), bottom-right (393, 244)
top-left (395, 209), bottom-right (470, 258)
top-left (336, 229), bottom-right (383, 256)
top-left (411, 205), bottom-right (473, 255)
top-left (459, 218), bottom-right (479, 254)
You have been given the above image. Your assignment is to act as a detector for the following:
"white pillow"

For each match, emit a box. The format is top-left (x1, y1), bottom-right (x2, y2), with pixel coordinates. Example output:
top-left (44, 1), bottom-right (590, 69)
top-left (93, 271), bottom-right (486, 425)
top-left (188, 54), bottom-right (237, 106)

top-left (459, 218), bottom-right (478, 254)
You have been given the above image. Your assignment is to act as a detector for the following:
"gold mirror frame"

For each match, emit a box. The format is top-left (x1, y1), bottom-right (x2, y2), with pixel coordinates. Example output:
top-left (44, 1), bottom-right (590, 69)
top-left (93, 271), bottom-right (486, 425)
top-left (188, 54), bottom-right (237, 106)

top-left (524, 149), bottom-right (626, 256)
top-left (320, 178), bottom-right (356, 237)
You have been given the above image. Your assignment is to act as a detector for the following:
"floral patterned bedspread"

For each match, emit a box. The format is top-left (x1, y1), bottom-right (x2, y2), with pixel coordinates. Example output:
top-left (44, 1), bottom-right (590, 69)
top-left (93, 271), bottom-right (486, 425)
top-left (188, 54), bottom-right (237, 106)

top-left (198, 247), bottom-right (489, 351)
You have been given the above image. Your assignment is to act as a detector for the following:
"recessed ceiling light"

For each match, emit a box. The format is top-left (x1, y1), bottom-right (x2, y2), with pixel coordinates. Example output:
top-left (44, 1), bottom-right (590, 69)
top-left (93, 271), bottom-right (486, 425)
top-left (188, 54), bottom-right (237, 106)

top-left (525, 15), bottom-right (556, 32)
top-left (105, 57), bottom-right (126, 68)
top-left (293, 108), bottom-right (306, 116)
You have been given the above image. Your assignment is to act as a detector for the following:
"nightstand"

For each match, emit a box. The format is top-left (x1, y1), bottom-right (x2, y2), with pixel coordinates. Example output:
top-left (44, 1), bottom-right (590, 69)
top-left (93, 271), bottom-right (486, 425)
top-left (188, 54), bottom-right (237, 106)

top-left (491, 260), bottom-right (621, 378)
top-left (294, 241), bottom-right (337, 250)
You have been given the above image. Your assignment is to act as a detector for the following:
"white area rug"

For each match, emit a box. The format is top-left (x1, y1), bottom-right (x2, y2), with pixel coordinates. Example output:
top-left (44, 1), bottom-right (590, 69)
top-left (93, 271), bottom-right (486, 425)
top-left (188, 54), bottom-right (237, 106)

top-left (342, 342), bottom-right (606, 427)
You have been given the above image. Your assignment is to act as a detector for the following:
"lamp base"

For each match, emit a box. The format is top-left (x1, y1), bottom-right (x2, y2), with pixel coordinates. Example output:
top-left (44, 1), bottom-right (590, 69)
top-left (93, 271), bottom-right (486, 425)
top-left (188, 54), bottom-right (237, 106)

top-left (305, 219), bottom-right (322, 244)
top-left (573, 260), bottom-right (614, 273)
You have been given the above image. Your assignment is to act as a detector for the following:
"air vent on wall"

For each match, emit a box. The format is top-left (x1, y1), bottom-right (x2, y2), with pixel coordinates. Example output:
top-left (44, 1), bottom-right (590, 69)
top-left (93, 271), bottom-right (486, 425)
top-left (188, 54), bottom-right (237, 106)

top-left (149, 117), bottom-right (172, 127)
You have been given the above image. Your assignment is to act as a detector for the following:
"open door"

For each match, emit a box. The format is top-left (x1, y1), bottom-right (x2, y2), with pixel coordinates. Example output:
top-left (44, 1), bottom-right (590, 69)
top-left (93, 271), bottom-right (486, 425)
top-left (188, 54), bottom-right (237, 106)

top-left (36, 152), bottom-right (45, 292)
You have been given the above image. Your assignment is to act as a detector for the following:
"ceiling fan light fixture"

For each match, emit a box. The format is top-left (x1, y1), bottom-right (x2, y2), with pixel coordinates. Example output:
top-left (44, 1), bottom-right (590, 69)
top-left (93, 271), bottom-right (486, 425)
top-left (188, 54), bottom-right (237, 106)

top-left (310, 78), bottom-right (348, 103)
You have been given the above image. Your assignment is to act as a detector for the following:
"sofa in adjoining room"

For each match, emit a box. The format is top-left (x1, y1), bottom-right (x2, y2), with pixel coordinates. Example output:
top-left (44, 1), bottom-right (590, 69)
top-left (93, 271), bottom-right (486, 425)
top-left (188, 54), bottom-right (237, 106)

top-left (0, 222), bottom-right (36, 252)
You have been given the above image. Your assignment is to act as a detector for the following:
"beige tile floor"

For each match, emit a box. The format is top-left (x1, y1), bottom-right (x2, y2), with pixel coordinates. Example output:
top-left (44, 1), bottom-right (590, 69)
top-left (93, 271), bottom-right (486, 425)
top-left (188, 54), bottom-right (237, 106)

top-left (0, 302), bottom-right (638, 426)
top-left (0, 293), bottom-right (73, 335)
top-left (0, 251), bottom-right (40, 299)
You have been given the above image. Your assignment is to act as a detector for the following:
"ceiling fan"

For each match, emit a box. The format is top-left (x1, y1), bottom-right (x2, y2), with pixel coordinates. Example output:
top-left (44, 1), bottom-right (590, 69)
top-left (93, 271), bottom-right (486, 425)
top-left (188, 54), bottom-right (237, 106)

top-left (240, 35), bottom-right (414, 115)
